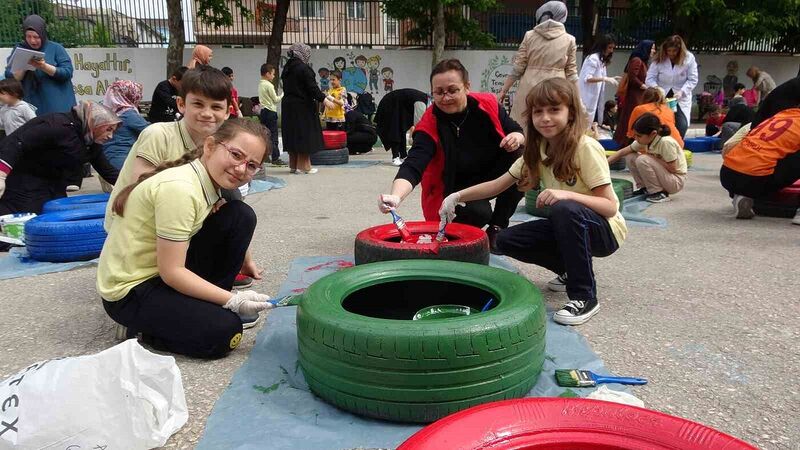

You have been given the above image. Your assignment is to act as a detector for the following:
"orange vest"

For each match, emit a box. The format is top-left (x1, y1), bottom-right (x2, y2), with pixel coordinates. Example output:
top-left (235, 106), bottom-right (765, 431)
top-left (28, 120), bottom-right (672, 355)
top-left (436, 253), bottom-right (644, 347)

top-left (724, 108), bottom-right (800, 176)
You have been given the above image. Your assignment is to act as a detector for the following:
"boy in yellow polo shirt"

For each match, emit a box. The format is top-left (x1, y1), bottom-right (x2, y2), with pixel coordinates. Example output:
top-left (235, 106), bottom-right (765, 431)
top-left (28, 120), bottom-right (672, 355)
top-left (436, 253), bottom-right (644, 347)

top-left (98, 119), bottom-right (272, 358)
top-left (322, 71), bottom-right (347, 130)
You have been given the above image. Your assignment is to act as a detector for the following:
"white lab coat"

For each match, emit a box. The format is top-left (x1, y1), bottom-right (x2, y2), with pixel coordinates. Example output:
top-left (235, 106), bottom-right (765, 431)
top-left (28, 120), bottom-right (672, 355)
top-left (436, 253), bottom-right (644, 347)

top-left (578, 53), bottom-right (607, 126)
top-left (645, 51), bottom-right (699, 126)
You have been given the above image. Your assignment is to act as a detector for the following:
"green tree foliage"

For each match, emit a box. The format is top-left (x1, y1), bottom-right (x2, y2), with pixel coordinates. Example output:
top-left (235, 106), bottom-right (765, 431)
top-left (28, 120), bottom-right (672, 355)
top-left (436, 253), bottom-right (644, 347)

top-left (383, 0), bottom-right (499, 48)
top-left (196, 0), bottom-right (253, 28)
top-left (0, 0), bottom-right (89, 47)
top-left (92, 23), bottom-right (114, 48)
top-left (617, 0), bottom-right (800, 52)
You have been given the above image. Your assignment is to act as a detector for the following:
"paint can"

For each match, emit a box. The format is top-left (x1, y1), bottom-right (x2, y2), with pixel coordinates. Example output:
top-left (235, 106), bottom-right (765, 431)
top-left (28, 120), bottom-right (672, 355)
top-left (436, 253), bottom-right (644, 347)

top-left (0, 213), bottom-right (37, 245)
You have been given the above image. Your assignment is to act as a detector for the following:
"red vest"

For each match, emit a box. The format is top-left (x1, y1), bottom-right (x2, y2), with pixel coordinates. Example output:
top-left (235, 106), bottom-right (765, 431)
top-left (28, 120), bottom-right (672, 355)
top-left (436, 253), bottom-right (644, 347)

top-left (414, 92), bottom-right (507, 220)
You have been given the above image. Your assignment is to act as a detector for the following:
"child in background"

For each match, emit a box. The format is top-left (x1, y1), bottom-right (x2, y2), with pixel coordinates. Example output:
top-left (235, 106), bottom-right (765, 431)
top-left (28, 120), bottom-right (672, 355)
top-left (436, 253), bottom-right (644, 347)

top-left (601, 100), bottom-right (617, 131)
top-left (258, 63), bottom-right (285, 166)
top-left (705, 104), bottom-right (725, 136)
top-left (438, 78), bottom-right (626, 326)
top-left (222, 66), bottom-right (243, 118)
top-left (0, 78), bottom-right (37, 137)
top-left (607, 113), bottom-right (687, 203)
top-left (323, 71), bottom-right (347, 130)
top-left (98, 119), bottom-right (272, 358)
top-left (728, 83), bottom-right (747, 107)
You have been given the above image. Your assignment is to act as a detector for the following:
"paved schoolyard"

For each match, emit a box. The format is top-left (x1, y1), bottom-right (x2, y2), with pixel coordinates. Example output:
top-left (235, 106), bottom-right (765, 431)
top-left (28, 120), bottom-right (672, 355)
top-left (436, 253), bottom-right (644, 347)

top-left (0, 148), bottom-right (797, 449)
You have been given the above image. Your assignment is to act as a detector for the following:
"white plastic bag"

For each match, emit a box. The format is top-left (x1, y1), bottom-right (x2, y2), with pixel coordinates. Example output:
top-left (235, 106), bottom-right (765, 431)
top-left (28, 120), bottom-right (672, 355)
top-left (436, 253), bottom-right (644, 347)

top-left (0, 340), bottom-right (188, 449)
top-left (586, 385), bottom-right (645, 408)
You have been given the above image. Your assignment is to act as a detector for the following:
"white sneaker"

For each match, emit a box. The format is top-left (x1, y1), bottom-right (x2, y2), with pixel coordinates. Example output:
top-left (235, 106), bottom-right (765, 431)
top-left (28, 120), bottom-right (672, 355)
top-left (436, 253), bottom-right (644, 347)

top-left (792, 208), bottom-right (800, 225)
top-left (732, 195), bottom-right (755, 219)
top-left (392, 157), bottom-right (403, 166)
top-left (66, 185), bottom-right (80, 192)
top-left (547, 273), bottom-right (567, 292)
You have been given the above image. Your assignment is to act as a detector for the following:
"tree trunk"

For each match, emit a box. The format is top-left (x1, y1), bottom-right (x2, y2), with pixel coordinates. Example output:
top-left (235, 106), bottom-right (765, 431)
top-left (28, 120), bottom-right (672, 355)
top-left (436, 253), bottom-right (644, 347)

top-left (267, 0), bottom-right (291, 87)
top-left (579, 0), bottom-right (595, 60)
top-left (431, 1), bottom-right (446, 69)
top-left (166, 0), bottom-right (185, 78)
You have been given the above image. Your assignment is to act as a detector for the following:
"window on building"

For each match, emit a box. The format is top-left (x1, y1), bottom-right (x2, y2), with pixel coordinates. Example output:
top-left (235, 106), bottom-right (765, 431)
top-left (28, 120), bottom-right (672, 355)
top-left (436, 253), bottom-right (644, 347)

top-left (347, 1), bottom-right (365, 19)
top-left (385, 17), bottom-right (398, 39)
top-left (300, 1), bottom-right (325, 18)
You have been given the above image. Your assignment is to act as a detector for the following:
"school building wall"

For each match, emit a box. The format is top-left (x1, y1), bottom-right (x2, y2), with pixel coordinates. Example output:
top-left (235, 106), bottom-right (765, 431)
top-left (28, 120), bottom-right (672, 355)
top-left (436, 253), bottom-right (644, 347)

top-left (1, 46), bottom-right (798, 119)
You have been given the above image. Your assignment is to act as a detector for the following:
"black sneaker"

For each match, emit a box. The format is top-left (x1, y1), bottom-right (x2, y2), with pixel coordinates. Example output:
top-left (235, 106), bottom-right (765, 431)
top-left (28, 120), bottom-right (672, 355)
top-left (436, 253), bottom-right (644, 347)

top-left (631, 187), bottom-right (647, 197)
top-left (645, 191), bottom-right (670, 203)
top-left (547, 273), bottom-right (567, 292)
top-left (553, 298), bottom-right (600, 325)
top-left (271, 158), bottom-right (288, 166)
top-left (486, 225), bottom-right (503, 255)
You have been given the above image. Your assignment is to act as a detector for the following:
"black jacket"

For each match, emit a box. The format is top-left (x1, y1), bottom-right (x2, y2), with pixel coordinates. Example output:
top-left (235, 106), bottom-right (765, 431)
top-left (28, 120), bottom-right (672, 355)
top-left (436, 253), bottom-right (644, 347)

top-left (149, 79), bottom-right (179, 123)
top-left (0, 110), bottom-right (119, 185)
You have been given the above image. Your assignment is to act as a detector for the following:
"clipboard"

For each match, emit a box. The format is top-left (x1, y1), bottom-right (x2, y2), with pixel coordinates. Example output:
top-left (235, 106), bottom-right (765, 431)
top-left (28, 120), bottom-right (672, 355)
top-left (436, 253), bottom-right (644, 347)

top-left (8, 47), bottom-right (45, 72)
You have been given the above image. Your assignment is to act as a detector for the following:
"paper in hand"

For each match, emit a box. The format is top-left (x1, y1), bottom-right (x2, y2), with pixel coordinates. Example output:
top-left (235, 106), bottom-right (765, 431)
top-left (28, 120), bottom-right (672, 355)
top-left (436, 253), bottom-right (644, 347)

top-left (9, 47), bottom-right (45, 73)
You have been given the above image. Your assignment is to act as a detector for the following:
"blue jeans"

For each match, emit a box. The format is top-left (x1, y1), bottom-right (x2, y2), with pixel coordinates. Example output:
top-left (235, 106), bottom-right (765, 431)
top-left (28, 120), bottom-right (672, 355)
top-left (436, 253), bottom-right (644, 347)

top-left (496, 200), bottom-right (619, 301)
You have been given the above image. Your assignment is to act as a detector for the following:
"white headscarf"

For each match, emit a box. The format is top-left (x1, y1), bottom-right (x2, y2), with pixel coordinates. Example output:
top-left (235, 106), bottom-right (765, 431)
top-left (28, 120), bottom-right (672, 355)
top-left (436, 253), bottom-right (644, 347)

top-left (536, 1), bottom-right (568, 24)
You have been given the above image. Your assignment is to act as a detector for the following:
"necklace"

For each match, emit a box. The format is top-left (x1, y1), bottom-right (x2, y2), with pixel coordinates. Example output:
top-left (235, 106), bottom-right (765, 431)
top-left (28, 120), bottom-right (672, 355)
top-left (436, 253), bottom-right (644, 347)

top-left (450, 108), bottom-right (470, 138)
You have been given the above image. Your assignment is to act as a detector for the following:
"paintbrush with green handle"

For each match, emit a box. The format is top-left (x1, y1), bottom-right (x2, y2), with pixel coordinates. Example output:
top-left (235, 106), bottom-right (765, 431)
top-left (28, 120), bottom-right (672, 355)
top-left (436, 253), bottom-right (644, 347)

top-left (555, 369), bottom-right (648, 387)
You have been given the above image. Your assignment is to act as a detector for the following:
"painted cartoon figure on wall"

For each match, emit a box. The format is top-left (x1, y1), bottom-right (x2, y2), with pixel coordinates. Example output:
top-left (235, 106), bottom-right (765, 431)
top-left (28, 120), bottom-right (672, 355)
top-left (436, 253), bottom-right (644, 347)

top-left (722, 60), bottom-right (739, 99)
top-left (318, 67), bottom-right (330, 92)
top-left (382, 67), bottom-right (394, 92)
top-left (368, 56), bottom-right (381, 92)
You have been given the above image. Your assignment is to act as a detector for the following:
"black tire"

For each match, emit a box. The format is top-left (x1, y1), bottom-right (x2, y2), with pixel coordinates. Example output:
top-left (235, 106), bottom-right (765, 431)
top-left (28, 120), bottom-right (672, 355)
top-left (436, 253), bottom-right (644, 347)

top-left (24, 205), bottom-right (107, 262)
top-left (310, 147), bottom-right (349, 165)
top-left (605, 151), bottom-right (626, 171)
top-left (354, 221), bottom-right (489, 265)
top-left (753, 200), bottom-right (798, 218)
top-left (41, 194), bottom-right (110, 213)
top-left (297, 259), bottom-right (547, 423)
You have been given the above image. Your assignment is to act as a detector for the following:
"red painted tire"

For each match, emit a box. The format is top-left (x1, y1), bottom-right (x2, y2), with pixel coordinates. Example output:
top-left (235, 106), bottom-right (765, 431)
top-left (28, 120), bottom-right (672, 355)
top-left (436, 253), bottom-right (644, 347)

top-left (753, 179), bottom-right (800, 218)
top-left (354, 221), bottom-right (489, 265)
top-left (322, 130), bottom-right (347, 149)
top-left (398, 398), bottom-right (757, 450)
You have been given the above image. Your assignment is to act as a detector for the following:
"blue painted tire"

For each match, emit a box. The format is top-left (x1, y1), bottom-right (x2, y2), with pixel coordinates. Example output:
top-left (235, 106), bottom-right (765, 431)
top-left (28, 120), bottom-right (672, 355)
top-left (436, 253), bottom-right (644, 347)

top-left (42, 194), bottom-right (110, 213)
top-left (24, 205), bottom-right (107, 262)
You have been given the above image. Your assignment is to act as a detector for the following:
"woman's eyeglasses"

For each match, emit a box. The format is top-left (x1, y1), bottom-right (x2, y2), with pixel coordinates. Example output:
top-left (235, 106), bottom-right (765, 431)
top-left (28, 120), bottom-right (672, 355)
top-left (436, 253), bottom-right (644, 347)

top-left (432, 86), bottom-right (463, 99)
top-left (219, 142), bottom-right (262, 175)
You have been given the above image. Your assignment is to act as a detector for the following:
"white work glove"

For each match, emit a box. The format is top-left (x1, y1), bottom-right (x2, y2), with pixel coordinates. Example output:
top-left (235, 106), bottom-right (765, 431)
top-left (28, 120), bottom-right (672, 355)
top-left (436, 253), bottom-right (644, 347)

top-left (224, 290), bottom-right (272, 316)
top-left (603, 77), bottom-right (620, 87)
top-left (379, 194), bottom-right (400, 213)
top-left (0, 171), bottom-right (6, 198)
top-left (438, 192), bottom-right (464, 226)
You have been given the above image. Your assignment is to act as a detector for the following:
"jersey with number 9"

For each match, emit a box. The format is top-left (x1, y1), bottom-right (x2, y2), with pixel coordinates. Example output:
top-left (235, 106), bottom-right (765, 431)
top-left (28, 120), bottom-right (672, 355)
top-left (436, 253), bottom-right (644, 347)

top-left (723, 108), bottom-right (800, 176)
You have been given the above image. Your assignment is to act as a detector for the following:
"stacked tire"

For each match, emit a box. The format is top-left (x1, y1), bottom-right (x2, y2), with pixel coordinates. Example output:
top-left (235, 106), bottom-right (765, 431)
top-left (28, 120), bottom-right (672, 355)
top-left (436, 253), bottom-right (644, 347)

top-left (24, 195), bottom-right (109, 262)
top-left (524, 178), bottom-right (630, 218)
top-left (605, 150), bottom-right (626, 171)
top-left (312, 130), bottom-right (349, 165)
top-left (754, 180), bottom-right (800, 218)
top-left (297, 260), bottom-right (547, 423)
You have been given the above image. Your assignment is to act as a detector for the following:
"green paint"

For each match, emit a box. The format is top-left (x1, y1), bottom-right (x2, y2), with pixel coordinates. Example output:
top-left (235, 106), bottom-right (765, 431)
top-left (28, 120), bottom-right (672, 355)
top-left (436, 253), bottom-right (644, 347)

top-left (253, 382), bottom-right (282, 394)
top-left (558, 389), bottom-right (579, 398)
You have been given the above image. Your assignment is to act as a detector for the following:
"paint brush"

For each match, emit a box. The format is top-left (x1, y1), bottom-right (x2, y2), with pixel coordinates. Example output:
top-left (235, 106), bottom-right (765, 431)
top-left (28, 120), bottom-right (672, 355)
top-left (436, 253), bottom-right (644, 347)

top-left (388, 209), bottom-right (413, 242)
top-left (554, 369), bottom-right (647, 388)
top-left (267, 294), bottom-right (302, 308)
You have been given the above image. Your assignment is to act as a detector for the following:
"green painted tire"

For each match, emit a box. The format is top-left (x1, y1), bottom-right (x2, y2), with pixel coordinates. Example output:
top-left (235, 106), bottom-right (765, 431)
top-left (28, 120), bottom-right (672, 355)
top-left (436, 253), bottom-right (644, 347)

top-left (524, 179), bottom-right (628, 217)
top-left (296, 259), bottom-right (546, 423)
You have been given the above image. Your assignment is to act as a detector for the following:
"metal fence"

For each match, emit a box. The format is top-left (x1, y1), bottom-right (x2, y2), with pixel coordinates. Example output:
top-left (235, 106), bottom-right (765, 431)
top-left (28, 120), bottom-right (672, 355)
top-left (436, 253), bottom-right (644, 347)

top-left (1, 0), bottom-right (797, 54)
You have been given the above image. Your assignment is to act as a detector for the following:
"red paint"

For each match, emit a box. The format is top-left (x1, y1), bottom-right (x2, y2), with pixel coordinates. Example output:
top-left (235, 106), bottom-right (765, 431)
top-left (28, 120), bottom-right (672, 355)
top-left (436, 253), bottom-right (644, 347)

top-left (356, 221), bottom-right (486, 256)
top-left (305, 260), bottom-right (354, 272)
top-left (398, 398), bottom-right (757, 450)
top-left (322, 130), bottom-right (347, 149)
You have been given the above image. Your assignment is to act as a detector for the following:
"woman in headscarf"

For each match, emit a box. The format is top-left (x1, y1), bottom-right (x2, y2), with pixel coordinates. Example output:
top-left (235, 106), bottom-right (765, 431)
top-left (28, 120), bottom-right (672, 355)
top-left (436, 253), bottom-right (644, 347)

top-left (497, 1), bottom-right (578, 125)
top-left (187, 45), bottom-right (213, 69)
top-left (4, 15), bottom-right (77, 115)
top-left (613, 39), bottom-right (655, 145)
top-left (0, 101), bottom-right (120, 221)
top-left (102, 80), bottom-right (149, 170)
top-left (280, 42), bottom-right (335, 174)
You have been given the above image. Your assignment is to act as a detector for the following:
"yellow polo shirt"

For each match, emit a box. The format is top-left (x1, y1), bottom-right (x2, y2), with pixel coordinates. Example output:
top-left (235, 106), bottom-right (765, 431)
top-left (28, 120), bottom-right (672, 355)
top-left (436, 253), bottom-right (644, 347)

top-left (97, 160), bottom-right (220, 301)
top-left (105, 119), bottom-right (195, 230)
top-left (508, 136), bottom-right (627, 246)
top-left (631, 135), bottom-right (687, 175)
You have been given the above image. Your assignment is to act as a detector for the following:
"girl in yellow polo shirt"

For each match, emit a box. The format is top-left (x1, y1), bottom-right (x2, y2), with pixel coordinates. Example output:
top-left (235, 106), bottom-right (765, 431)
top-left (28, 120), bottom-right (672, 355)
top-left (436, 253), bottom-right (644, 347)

top-left (97, 118), bottom-right (271, 358)
top-left (438, 78), bottom-right (626, 326)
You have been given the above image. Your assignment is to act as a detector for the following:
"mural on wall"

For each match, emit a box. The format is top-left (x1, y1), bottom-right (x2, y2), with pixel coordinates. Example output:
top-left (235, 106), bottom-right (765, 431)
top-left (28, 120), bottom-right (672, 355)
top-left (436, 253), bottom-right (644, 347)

top-left (480, 54), bottom-right (516, 113)
top-left (316, 51), bottom-right (393, 96)
top-left (71, 51), bottom-right (134, 99)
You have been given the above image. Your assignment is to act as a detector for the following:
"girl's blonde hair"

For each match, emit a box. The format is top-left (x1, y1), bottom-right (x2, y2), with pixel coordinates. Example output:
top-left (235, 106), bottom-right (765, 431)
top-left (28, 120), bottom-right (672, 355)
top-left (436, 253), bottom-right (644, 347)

top-left (642, 86), bottom-right (665, 105)
top-left (112, 118), bottom-right (269, 216)
top-left (655, 35), bottom-right (688, 66)
top-left (519, 78), bottom-right (587, 190)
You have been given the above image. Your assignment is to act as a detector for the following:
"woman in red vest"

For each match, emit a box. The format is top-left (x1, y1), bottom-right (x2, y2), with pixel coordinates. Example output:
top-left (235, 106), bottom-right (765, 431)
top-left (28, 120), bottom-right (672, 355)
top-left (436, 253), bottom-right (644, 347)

top-left (378, 59), bottom-right (526, 253)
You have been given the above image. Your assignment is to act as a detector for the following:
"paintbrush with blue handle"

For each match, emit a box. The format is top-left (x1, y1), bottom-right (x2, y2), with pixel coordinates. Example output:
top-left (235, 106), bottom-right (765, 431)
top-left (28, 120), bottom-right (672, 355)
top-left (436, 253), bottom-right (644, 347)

top-left (555, 369), bottom-right (648, 387)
